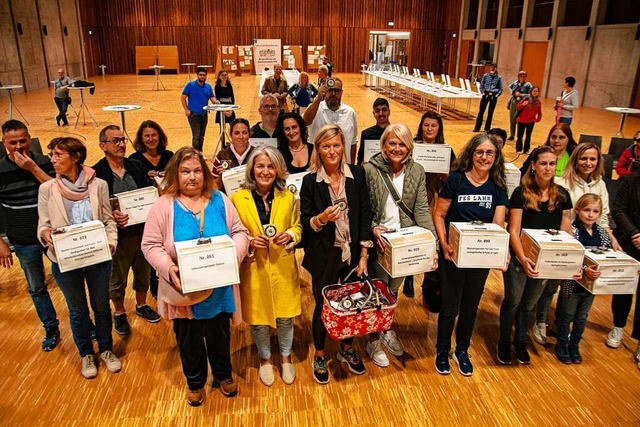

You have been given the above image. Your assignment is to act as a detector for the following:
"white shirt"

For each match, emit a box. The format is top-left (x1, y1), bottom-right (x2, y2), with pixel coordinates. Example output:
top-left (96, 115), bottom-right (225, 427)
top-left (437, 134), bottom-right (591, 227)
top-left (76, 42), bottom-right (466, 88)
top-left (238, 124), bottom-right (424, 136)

top-left (380, 172), bottom-right (404, 230)
top-left (309, 101), bottom-right (358, 163)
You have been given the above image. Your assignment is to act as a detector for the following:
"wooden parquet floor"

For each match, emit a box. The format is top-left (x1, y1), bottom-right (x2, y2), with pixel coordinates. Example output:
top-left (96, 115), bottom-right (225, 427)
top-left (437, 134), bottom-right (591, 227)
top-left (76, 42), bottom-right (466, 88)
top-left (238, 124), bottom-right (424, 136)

top-left (0, 73), bottom-right (639, 426)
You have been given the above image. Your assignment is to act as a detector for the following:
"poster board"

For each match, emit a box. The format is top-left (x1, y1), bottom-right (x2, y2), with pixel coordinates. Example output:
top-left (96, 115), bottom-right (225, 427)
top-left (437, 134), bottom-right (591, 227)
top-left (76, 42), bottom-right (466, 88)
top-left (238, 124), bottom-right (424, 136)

top-left (307, 45), bottom-right (326, 72)
top-left (220, 45), bottom-right (239, 75)
top-left (238, 45), bottom-right (254, 74)
top-left (253, 39), bottom-right (282, 74)
top-left (283, 45), bottom-right (302, 71)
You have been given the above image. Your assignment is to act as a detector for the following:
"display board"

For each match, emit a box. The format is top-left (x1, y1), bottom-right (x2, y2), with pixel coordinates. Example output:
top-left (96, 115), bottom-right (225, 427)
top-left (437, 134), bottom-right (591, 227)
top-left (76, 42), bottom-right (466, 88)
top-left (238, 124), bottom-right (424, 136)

top-left (220, 45), bottom-right (238, 75)
top-left (238, 45), bottom-right (254, 74)
top-left (307, 45), bottom-right (326, 72)
top-left (283, 45), bottom-right (302, 70)
top-left (253, 39), bottom-right (282, 74)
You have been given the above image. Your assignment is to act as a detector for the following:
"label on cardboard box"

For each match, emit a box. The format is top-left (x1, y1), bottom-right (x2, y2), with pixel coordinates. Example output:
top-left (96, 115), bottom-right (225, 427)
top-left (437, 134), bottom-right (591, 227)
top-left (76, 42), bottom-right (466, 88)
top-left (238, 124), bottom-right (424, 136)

top-left (377, 226), bottom-right (436, 278)
top-left (116, 187), bottom-right (158, 226)
top-left (504, 163), bottom-right (521, 198)
top-left (449, 222), bottom-right (509, 269)
top-left (521, 229), bottom-right (585, 279)
top-left (362, 140), bottom-right (380, 163)
top-left (52, 220), bottom-right (112, 273)
top-left (577, 248), bottom-right (640, 294)
top-left (412, 143), bottom-right (451, 174)
top-left (222, 165), bottom-right (247, 197)
top-left (174, 235), bottom-right (239, 293)
top-left (249, 138), bottom-right (277, 149)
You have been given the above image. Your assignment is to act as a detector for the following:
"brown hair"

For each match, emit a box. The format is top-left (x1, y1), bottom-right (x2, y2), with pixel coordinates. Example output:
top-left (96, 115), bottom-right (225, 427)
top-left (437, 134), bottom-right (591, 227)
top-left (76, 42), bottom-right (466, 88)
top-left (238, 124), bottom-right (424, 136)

top-left (47, 137), bottom-right (87, 165)
top-left (521, 146), bottom-right (565, 212)
top-left (162, 147), bottom-right (216, 197)
top-left (132, 120), bottom-right (168, 153)
top-left (452, 133), bottom-right (506, 190)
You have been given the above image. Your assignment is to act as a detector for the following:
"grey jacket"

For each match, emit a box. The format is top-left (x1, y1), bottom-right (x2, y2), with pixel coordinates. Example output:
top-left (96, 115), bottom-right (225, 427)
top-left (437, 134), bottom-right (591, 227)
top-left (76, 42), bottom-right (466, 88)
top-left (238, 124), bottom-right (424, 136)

top-left (364, 152), bottom-right (437, 242)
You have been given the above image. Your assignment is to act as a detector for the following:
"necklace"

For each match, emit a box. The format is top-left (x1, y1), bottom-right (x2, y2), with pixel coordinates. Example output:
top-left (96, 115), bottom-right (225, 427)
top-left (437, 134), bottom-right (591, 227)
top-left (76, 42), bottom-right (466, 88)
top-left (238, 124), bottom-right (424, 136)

top-left (176, 197), bottom-right (201, 216)
top-left (290, 143), bottom-right (305, 152)
top-left (466, 171), bottom-right (488, 186)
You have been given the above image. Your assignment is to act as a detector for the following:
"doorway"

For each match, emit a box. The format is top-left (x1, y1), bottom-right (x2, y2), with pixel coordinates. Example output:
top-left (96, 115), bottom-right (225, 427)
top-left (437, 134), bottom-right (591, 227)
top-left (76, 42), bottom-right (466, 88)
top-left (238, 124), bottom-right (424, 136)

top-left (369, 31), bottom-right (410, 68)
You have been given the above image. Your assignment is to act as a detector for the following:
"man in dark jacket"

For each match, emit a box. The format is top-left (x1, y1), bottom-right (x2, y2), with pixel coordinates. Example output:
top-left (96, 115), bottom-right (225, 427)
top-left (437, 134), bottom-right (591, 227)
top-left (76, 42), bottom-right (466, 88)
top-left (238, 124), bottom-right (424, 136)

top-left (93, 125), bottom-right (159, 336)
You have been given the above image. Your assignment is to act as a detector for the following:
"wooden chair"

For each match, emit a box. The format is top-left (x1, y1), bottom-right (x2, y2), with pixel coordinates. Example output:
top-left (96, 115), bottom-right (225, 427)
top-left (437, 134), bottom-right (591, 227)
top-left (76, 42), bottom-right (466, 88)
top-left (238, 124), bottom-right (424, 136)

top-left (579, 134), bottom-right (602, 149)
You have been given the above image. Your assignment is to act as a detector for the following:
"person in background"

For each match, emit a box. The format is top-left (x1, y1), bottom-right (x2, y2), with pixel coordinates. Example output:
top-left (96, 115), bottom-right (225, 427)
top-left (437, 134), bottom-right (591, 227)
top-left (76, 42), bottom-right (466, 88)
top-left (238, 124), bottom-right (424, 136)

top-left (214, 70), bottom-right (236, 135)
top-left (473, 63), bottom-right (503, 132)
top-left (556, 76), bottom-right (579, 126)
top-left (615, 130), bottom-right (640, 178)
top-left (274, 112), bottom-right (312, 174)
top-left (433, 133), bottom-right (509, 376)
top-left (261, 64), bottom-right (289, 114)
top-left (0, 120), bottom-right (60, 351)
top-left (38, 136), bottom-right (120, 379)
top-left (212, 118), bottom-right (256, 192)
top-left (181, 67), bottom-right (219, 151)
top-left (487, 128), bottom-right (507, 150)
top-left (53, 69), bottom-right (74, 127)
top-left (364, 123), bottom-right (435, 367)
top-left (519, 123), bottom-right (577, 177)
top-left (515, 86), bottom-right (543, 154)
top-left (250, 95), bottom-right (279, 138)
top-left (288, 72), bottom-right (318, 115)
top-left (231, 146), bottom-right (302, 386)
top-left (300, 124), bottom-right (373, 384)
top-left (321, 56), bottom-right (333, 77)
top-left (317, 65), bottom-right (329, 87)
top-left (141, 147), bottom-right (250, 406)
top-left (507, 71), bottom-right (532, 141)
top-left (357, 97), bottom-right (391, 166)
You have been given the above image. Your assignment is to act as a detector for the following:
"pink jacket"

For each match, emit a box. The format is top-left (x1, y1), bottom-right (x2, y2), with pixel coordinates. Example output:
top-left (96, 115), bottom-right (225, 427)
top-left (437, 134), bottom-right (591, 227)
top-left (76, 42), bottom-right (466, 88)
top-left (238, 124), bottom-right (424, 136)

top-left (141, 192), bottom-right (250, 322)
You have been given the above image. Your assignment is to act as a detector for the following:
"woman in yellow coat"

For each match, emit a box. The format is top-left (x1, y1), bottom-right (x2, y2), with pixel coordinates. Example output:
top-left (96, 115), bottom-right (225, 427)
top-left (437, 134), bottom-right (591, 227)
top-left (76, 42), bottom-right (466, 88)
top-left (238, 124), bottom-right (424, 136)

top-left (231, 146), bottom-right (302, 387)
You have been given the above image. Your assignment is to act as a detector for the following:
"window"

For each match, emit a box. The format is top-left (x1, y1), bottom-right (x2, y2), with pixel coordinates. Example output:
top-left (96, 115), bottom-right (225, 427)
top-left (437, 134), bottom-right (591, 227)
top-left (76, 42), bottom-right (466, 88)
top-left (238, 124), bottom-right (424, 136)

top-left (505, 0), bottom-right (524, 28)
top-left (562, 0), bottom-right (593, 26)
top-left (531, 0), bottom-right (554, 27)
top-left (604, 0), bottom-right (640, 24)
top-left (484, 0), bottom-right (499, 28)
top-left (467, 0), bottom-right (480, 30)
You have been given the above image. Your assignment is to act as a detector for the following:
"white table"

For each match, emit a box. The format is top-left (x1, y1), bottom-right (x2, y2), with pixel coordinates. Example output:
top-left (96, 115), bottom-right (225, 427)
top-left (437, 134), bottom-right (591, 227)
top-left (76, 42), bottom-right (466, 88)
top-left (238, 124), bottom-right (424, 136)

top-left (204, 104), bottom-right (241, 152)
top-left (149, 65), bottom-right (166, 91)
top-left (182, 62), bottom-right (196, 82)
top-left (0, 85), bottom-right (27, 123)
top-left (605, 107), bottom-right (640, 137)
top-left (68, 86), bottom-right (97, 128)
top-left (102, 105), bottom-right (141, 140)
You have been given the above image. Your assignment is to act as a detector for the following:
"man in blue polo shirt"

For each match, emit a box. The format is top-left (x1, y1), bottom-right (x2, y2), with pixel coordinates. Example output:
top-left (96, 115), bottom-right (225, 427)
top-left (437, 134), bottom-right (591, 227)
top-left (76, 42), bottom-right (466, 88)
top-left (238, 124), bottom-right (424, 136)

top-left (181, 67), bottom-right (219, 151)
top-left (0, 120), bottom-right (60, 351)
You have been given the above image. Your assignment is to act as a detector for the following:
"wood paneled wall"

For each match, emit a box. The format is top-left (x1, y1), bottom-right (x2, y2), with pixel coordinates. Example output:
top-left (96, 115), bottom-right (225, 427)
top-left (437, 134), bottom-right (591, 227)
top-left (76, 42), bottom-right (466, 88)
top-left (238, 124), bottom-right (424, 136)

top-left (79, 0), bottom-right (462, 76)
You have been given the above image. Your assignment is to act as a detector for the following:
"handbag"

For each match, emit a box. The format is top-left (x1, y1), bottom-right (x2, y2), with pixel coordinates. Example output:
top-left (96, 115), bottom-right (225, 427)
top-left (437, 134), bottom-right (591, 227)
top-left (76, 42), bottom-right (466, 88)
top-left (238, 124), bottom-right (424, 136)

top-left (378, 169), bottom-right (414, 221)
top-left (321, 271), bottom-right (397, 340)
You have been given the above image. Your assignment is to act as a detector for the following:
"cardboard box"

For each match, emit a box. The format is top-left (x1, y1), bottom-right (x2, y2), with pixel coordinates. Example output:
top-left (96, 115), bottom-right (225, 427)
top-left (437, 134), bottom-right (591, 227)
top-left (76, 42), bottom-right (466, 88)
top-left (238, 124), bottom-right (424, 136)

top-left (174, 235), bottom-right (239, 293)
top-left (362, 139), bottom-right (380, 163)
top-left (448, 222), bottom-right (509, 269)
top-left (377, 226), bottom-right (437, 278)
top-left (504, 162), bottom-right (521, 198)
top-left (521, 229), bottom-right (585, 279)
top-left (286, 172), bottom-right (308, 199)
top-left (52, 220), bottom-right (112, 273)
top-left (577, 248), bottom-right (640, 294)
top-left (412, 143), bottom-right (452, 174)
top-left (221, 165), bottom-right (247, 197)
top-left (249, 138), bottom-right (277, 149)
top-left (116, 187), bottom-right (158, 226)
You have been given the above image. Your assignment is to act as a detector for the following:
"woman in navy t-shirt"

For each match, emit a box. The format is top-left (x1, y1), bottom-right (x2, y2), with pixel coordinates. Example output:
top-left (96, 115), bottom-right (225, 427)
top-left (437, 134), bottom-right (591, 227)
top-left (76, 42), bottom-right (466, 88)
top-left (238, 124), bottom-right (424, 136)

top-left (433, 133), bottom-right (509, 377)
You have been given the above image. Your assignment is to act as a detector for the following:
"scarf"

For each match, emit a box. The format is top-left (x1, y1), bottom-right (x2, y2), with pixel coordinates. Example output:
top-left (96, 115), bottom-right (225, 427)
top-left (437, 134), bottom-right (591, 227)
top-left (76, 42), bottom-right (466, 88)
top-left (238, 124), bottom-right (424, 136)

top-left (56, 165), bottom-right (96, 201)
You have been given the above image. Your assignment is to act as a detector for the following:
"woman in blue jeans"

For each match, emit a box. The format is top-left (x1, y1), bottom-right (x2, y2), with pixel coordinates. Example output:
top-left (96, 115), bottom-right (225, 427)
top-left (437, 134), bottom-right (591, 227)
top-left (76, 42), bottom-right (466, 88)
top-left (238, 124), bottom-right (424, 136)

top-left (498, 146), bottom-right (574, 365)
top-left (37, 136), bottom-right (120, 379)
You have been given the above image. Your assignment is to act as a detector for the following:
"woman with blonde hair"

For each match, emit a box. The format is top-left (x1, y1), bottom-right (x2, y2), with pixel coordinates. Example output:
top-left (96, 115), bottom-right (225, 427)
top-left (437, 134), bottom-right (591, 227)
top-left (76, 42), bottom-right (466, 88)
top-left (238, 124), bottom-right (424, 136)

top-left (288, 71), bottom-right (318, 114)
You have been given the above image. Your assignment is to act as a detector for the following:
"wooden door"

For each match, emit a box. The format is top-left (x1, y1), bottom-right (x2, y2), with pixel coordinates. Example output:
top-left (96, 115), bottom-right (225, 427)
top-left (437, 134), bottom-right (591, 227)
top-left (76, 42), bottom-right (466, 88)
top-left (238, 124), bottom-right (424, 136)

top-left (458, 40), bottom-right (474, 79)
top-left (521, 41), bottom-right (548, 90)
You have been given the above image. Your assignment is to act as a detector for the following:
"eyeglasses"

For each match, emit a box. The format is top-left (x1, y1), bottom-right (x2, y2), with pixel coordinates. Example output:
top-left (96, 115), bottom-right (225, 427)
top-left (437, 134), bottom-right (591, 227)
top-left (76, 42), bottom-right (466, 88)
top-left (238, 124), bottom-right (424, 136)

top-left (262, 105), bottom-right (278, 110)
top-left (473, 149), bottom-right (496, 158)
top-left (48, 152), bottom-right (68, 160)
top-left (101, 137), bottom-right (127, 145)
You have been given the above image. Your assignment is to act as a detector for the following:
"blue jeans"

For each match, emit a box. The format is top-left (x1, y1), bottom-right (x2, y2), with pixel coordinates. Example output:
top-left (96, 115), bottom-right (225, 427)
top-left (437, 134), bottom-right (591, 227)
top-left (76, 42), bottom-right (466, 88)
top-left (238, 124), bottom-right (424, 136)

top-left (556, 288), bottom-right (594, 347)
top-left (499, 259), bottom-right (548, 344)
top-left (558, 117), bottom-right (572, 126)
top-left (535, 280), bottom-right (560, 324)
top-left (13, 244), bottom-right (59, 331)
top-left (51, 261), bottom-right (113, 356)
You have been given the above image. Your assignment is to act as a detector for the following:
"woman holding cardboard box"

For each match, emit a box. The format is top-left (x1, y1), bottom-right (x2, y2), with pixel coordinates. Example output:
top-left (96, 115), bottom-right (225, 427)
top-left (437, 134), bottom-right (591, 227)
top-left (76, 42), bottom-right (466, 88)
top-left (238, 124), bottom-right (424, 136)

top-left (37, 137), bottom-right (120, 379)
top-left (498, 146), bottom-right (574, 366)
top-left (141, 147), bottom-right (250, 406)
top-left (364, 123), bottom-right (435, 367)
top-left (432, 133), bottom-right (509, 377)
top-left (231, 146), bottom-right (302, 387)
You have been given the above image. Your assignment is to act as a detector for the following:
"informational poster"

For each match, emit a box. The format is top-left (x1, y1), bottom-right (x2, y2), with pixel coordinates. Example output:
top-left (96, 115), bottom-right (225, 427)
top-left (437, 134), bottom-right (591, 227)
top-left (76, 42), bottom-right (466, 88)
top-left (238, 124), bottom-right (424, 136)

top-left (253, 39), bottom-right (282, 74)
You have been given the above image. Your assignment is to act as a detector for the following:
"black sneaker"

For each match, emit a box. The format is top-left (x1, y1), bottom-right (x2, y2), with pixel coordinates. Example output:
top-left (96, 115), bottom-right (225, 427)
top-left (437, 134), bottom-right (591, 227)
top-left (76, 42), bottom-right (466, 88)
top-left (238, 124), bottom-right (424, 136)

top-left (568, 345), bottom-right (582, 364)
top-left (90, 326), bottom-right (97, 341)
top-left (403, 276), bottom-right (414, 298)
top-left (337, 346), bottom-right (366, 375)
top-left (435, 350), bottom-right (451, 375)
top-left (42, 328), bottom-right (60, 351)
top-left (136, 305), bottom-right (161, 323)
top-left (453, 349), bottom-right (473, 376)
top-left (312, 356), bottom-right (329, 384)
top-left (114, 313), bottom-right (131, 336)
top-left (555, 344), bottom-right (572, 364)
top-left (513, 343), bottom-right (530, 365)
top-left (497, 341), bottom-right (512, 365)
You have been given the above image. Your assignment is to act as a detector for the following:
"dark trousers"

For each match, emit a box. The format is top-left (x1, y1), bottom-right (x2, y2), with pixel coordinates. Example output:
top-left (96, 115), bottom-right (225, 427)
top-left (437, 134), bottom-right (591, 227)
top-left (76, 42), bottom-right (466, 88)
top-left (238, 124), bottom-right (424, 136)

top-left (436, 260), bottom-right (489, 352)
top-left (516, 122), bottom-right (535, 153)
top-left (311, 247), bottom-right (354, 350)
top-left (474, 95), bottom-right (498, 131)
top-left (557, 289), bottom-right (595, 347)
top-left (188, 114), bottom-right (208, 151)
top-left (172, 313), bottom-right (232, 390)
top-left (54, 97), bottom-right (69, 125)
top-left (611, 242), bottom-right (640, 340)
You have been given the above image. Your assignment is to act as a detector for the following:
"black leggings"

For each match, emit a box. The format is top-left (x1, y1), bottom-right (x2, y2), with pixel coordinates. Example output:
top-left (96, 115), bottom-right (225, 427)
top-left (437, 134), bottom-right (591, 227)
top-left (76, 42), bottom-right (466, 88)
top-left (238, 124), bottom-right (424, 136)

top-left (311, 247), bottom-right (354, 350)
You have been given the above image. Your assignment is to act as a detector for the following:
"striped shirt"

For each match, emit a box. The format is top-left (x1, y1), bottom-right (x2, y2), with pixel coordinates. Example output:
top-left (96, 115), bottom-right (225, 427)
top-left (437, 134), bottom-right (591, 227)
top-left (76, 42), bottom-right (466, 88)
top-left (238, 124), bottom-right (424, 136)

top-left (0, 152), bottom-right (55, 244)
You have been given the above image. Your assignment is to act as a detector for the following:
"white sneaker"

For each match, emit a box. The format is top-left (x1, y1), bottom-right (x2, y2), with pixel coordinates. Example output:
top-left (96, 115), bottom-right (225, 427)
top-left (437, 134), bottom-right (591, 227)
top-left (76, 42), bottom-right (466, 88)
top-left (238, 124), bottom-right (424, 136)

top-left (606, 327), bottom-right (624, 349)
top-left (532, 323), bottom-right (548, 345)
top-left (81, 354), bottom-right (98, 379)
top-left (282, 362), bottom-right (296, 385)
top-left (380, 330), bottom-right (404, 357)
top-left (366, 339), bottom-right (389, 367)
top-left (99, 350), bottom-right (122, 373)
top-left (258, 363), bottom-right (274, 386)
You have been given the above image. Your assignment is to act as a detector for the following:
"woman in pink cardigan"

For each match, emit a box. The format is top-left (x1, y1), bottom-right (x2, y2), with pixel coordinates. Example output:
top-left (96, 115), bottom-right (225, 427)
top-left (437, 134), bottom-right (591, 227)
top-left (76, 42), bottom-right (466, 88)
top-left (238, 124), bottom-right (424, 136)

top-left (141, 147), bottom-right (249, 407)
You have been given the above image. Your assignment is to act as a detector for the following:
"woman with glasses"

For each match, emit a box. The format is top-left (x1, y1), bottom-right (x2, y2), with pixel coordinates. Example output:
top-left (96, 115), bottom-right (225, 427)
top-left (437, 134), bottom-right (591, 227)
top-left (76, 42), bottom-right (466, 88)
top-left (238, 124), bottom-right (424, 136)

top-left (214, 70), bottom-right (236, 132)
top-left (38, 137), bottom-right (120, 379)
top-left (499, 146), bottom-right (575, 366)
top-left (212, 118), bottom-right (256, 192)
top-left (432, 133), bottom-right (509, 377)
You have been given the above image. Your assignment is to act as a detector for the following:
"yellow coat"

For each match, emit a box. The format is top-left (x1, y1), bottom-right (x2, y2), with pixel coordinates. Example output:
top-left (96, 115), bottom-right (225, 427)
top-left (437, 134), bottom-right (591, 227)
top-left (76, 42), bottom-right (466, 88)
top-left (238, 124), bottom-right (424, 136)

top-left (231, 188), bottom-right (302, 327)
